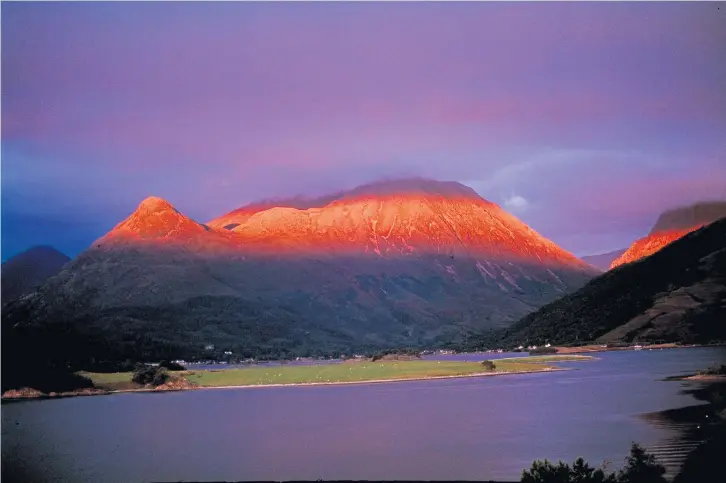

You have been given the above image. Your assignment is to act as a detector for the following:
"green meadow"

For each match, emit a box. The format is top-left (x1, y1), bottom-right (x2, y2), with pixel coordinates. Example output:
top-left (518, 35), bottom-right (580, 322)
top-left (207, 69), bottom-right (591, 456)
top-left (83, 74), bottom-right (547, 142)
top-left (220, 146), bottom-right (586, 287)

top-left (81, 355), bottom-right (593, 390)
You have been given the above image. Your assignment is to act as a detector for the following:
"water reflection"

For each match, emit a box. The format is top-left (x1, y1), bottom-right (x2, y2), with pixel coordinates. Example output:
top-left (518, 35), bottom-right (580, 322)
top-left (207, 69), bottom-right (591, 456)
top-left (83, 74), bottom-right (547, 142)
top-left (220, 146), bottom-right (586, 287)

top-left (2, 347), bottom-right (724, 482)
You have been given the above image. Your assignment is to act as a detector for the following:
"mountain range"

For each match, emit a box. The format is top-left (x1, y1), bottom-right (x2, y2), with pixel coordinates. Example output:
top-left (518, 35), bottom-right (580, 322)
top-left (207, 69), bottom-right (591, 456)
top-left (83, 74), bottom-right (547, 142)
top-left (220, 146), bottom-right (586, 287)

top-left (495, 216), bottom-right (726, 347)
top-left (5, 179), bottom-right (724, 366)
top-left (2, 178), bottom-right (597, 361)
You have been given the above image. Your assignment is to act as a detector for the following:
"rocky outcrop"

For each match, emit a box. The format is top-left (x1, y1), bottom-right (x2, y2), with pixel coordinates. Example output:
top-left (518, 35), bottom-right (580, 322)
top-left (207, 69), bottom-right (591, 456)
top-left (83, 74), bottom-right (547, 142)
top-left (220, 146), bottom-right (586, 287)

top-left (2, 387), bottom-right (46, 399)
top-left (154, 378), bottom-right (198, 391)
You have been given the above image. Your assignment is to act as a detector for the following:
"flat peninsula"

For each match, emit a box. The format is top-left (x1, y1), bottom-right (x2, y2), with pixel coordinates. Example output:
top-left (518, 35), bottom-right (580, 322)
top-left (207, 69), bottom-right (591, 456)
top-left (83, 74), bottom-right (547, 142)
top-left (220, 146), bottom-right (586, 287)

top-left (2, 355), bottom-right (595, 401)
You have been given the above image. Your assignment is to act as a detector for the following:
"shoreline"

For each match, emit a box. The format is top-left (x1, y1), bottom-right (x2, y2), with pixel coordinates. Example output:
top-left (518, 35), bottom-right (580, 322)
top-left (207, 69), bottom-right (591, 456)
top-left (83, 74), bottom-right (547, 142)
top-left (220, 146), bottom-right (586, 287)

top-left (191, 366), bottom-right (569, 391)
top-left (551, 343), bottom-right (717, 355)
top-left (1, 367), bottom-right (569, 402)
top-left (665, 373), bottom-right (726, 382)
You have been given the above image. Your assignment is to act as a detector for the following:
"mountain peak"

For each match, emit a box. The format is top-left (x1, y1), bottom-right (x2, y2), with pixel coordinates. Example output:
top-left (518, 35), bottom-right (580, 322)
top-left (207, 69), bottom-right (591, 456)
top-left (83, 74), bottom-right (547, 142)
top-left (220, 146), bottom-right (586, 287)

top-left (95, 196), bottom-right (211, 246)
top-left (136, 196), bottom-right (178, 214)
top-left (1, 245), bottom-right (70, 302)
top-left (207, 178), bottom-right (486, 230)
top-left (201, 178), bottom-right (591, 267)
top-left (4, 245), bottom-right (68, 261)
top-left (338, 177), bottom-right (482, 201)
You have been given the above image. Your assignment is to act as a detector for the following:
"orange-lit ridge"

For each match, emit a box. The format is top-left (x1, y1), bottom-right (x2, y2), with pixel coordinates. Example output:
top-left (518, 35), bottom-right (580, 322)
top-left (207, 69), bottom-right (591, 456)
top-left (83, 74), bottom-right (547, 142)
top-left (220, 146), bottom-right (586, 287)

top-left (610, 201), bottom-right (726, 269)
top-left (609, 226), bottom-right (702, 269)
top-left (94, 184), bottom-right (592, 270)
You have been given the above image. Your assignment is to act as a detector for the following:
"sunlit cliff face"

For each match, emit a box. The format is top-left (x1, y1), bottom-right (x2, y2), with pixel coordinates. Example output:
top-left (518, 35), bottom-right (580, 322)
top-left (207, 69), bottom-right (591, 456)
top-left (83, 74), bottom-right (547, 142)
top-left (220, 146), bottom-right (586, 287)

top-left (609, 201), bottom-right (726, 269)
top-left (95, 196), bottom-right (236, 255)
top-left (609, 227), bottom-right (702, 269)
top-left (230, 195), bottom-right (583, 265)
top-left (94, 180), bottom-right (591, 270)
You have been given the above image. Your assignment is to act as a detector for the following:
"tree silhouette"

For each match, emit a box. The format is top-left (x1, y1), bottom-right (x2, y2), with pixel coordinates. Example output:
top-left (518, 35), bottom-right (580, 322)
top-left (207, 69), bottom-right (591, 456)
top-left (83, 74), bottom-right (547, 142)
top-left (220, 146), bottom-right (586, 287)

top-left (616, 443), bottom-right (667, 483)
top-left (521, 460), bottom-right (571, 483)
top-left (521, 444), bottom-right (666, 483)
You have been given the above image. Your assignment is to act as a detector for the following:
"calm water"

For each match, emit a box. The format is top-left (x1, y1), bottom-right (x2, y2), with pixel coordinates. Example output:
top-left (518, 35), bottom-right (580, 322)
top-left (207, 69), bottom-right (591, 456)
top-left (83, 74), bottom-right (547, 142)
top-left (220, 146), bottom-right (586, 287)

top-left (2, 347), bottom-right (724, 482)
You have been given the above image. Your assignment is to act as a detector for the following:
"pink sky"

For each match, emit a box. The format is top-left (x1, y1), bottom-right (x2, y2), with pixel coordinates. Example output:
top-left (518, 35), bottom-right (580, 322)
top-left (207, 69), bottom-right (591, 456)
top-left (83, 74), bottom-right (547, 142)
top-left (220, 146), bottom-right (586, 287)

top-left (2, 2), bottom-right (725, 259)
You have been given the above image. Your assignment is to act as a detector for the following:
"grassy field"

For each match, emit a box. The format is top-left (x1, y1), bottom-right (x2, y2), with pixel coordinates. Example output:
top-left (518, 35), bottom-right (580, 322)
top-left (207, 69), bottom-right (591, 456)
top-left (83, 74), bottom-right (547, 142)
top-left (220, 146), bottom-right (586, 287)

top-left (78, 371), bottom-right (140, 391)
top-left (80, 356), bottom-right (593, 390)
top-left (184, 359), bottom-right (560, 387)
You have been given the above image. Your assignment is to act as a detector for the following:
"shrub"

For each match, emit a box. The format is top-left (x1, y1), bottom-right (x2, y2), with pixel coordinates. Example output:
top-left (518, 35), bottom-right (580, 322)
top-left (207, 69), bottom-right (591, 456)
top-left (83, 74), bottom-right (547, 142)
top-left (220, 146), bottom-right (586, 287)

top-left (131, 365), bottom-right (156, 385)
top-left (152, 369), bottom-right (170, 386)
top-left (480, 360), bottom-right (496, 371)
top-left (132, 365), bottom-right (170, 386)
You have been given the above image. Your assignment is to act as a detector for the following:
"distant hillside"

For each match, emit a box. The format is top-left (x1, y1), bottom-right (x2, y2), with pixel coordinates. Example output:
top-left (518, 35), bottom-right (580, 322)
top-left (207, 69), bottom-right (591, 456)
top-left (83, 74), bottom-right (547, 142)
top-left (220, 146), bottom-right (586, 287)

top-left (495, 218), bottom-right (726, 347)
top-left (581, 249), bottom-right (625, 271)
top-left (1, 246), bottom-right (70, 303)
top-left (611, 201), bottom-right (726, 269)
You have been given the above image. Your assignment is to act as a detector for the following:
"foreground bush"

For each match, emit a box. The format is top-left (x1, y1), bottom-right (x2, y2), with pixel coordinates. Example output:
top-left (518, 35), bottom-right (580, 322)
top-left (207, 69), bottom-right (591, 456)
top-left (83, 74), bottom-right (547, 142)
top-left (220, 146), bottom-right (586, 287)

top-left (480, 360), bottom-right (496, 371)
top-left (522, 443), bottom-right (666, 483)
top-left (132, 365), bottom-right (170, 386)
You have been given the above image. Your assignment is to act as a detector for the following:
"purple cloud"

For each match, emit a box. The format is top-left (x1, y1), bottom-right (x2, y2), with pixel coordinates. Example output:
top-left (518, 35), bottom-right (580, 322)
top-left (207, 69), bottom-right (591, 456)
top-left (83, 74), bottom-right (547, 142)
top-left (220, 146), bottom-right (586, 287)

top-left (2, 2), bottom-right (725, 258)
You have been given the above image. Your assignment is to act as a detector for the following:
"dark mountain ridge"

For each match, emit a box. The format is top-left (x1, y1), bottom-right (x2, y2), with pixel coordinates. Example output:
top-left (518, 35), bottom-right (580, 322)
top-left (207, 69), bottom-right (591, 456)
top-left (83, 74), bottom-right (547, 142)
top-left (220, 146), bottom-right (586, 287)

top-left (494, 217), bottom-right (726, 347)
top-left (1, 245), bottom-right (70, 303)
top-left (611, 200), bottom-right (726, 269)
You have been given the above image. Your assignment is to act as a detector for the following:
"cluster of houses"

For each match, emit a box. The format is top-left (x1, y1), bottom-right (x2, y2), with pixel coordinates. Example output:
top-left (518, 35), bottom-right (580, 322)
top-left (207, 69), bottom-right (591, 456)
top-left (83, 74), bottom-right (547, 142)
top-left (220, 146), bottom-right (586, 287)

top-left (514, 343), bottom-right (552, 351)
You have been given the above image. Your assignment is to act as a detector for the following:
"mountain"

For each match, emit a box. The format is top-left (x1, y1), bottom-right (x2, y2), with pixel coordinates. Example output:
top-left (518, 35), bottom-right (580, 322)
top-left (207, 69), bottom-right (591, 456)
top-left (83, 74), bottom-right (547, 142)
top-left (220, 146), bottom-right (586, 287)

top-left (610, 201), bottom-right (726, 269)
top-left (581, 249), bottom-right (626, 271)
top-left (206, 193), bottom-right (344, 230)
top-left (496, 218), bottom-right (726, 347)
top-left (225, 178), bottom-right (591, 265)
top-left (1, 246), bottom-right (70, 303)
top-left (2, 179), bottom-right (597, 362)
top-left (206, 179), bottom-right (482, 231)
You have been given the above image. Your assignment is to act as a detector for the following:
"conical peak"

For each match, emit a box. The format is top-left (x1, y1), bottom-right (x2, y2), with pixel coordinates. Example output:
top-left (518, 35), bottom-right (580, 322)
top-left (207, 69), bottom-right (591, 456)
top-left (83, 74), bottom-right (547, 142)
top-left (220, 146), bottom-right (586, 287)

top-left (93, 195), bottom-right (212, 246)
top-left (136, 196), bottom-right (178, 214)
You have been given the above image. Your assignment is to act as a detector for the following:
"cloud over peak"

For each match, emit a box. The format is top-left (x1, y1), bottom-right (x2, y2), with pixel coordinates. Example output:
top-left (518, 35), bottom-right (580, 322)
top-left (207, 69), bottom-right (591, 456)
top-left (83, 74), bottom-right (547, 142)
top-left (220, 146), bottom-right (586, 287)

top-left (504, 195), bottom-right (529, 211)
